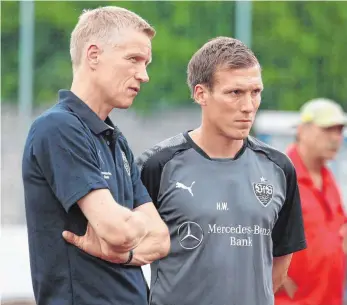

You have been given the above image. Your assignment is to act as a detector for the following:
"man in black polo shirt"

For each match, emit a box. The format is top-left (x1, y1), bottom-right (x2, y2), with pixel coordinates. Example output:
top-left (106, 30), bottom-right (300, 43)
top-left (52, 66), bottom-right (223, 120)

top-left (22, 6), bottom-right (170, 305)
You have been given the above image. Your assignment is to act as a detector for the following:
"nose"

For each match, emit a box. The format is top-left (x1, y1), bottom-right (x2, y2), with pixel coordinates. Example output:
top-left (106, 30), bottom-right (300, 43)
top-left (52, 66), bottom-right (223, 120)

top-left (135, 67), bottom-right (149, 83)
top-left (328, 125), bottom-right (344, 141)
top-left (240, 94), bottom-right (254, 113)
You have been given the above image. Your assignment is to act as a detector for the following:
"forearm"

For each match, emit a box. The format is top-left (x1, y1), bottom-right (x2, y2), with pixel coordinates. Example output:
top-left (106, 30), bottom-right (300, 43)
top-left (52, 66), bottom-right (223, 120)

top-left (126, 203), bottom-right (170, 265)
top-left (128, 226), bottom-right (170, 266)
top-left (108, 221), bottom-right (169, 266)
top-left (78, 189), bottom-right (149, 251)
top-left (116, 210), bottom-right (149, 251)
top-left (98, 218), bottom-right (170, 266)
top-left (272, 254), bottom-right (292, 293)
top-left (74, 198), bottom-right (170, 265)
top-left (272, 268), bottom-right (286, 293)
top-left (92, 209), bottom-right (149, 253)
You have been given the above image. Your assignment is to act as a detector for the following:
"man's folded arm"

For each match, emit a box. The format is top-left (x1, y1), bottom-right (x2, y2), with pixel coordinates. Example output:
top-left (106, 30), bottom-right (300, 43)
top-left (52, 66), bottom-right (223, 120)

top-left (64, 189), bottom-right (170, 265)
top-left (127, 202), bottom-right (170, 266)
top-left (77, 188), bottom-right (148, 252)
top-left (77, 194), bottom-right (170, 265)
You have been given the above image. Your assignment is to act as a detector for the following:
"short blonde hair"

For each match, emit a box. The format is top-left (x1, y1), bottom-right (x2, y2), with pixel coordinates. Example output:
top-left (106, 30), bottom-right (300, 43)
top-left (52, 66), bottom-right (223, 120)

top-left (70, 6), bottom-right (155, 68)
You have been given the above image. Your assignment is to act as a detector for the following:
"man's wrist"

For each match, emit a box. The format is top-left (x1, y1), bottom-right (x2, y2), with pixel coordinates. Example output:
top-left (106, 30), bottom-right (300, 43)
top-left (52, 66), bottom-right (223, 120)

top-left (122, 249), bottom-right (133, 265)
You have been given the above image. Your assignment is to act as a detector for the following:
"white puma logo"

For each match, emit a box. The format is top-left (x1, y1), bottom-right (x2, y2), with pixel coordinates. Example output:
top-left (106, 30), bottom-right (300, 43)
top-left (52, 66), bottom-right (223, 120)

top-left (176, 181), bottom-right (195, 197)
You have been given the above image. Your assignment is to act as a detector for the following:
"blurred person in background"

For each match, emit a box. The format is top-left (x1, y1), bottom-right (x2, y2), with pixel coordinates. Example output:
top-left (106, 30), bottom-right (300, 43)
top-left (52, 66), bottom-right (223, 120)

top-left (136, 37), bottom-right (307, 305)
top-left (275, 98), bottom-right (347, 305)
top-left (22, 6), bottom-right (169, 305)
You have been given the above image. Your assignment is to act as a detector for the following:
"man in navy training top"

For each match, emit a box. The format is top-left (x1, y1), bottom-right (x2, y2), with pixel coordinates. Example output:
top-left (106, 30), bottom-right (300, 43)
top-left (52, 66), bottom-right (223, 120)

top-left (22, 6), bottom-right (170, 305)
top-left (136, 37), bottom-right (307, 305)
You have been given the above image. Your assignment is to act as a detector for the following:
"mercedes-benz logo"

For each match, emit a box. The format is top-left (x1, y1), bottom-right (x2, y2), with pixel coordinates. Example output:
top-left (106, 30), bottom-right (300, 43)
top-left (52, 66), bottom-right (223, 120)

top-left (177, 221), bottom-right (204, 250)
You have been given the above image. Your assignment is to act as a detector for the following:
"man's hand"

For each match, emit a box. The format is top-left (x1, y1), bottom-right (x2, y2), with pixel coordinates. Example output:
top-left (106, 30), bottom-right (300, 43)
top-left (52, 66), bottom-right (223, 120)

top-left (62, 223), bottom-right (129, 264)
top-left (282, 277), bottom-right (298, 299)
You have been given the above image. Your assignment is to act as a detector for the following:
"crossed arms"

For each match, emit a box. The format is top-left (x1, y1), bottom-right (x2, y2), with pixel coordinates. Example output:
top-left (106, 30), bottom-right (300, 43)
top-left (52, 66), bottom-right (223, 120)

top-left (63, 188), bottom-right (170, 266)
top-left (32, 113), bottom-right (170, 265)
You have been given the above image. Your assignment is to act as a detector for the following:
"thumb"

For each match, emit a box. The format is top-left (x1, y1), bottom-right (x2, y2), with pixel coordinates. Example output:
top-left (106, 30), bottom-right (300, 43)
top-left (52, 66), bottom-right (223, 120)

top-left (62, 231), bottom-right (82, 248)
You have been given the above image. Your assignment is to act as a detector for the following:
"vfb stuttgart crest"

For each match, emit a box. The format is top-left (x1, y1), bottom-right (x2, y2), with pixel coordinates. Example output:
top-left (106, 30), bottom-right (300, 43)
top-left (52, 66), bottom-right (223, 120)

top-left (253, 177), bottom-right (273, 207)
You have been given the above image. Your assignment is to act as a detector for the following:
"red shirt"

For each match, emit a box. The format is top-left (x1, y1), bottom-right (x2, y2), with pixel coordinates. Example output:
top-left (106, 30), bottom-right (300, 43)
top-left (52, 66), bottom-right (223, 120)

top-left (275, 144), bottom-right (346, 305)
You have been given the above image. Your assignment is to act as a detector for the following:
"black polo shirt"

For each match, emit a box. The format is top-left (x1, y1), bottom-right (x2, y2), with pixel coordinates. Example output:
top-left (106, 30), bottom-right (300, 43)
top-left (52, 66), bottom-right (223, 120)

top-left (22, 90), bottom-right (151, 305)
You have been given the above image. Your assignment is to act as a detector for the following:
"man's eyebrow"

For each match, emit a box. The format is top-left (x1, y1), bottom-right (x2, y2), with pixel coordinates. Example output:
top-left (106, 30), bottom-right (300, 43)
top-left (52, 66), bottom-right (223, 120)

top-left (127, 52), bottom-right (152, 65)
top-left (225, 84), bottom-right (264, 90)
top-left (236, 81), bottom-right (263, 89)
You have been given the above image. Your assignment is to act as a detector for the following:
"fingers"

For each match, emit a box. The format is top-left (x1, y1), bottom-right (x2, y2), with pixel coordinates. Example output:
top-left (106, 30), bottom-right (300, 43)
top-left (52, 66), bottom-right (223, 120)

top-left (62, 231), bottom-right (83, 249)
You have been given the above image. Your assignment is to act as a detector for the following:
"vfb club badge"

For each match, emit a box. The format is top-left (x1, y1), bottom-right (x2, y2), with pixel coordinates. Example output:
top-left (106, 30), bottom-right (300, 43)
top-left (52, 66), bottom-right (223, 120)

top-left (253, 177), bottom-right (273, 207)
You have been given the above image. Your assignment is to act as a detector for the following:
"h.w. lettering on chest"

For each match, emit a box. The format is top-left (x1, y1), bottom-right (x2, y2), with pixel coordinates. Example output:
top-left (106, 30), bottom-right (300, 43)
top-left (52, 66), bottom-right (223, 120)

top-left (216, 202), bottom-right (229, 211)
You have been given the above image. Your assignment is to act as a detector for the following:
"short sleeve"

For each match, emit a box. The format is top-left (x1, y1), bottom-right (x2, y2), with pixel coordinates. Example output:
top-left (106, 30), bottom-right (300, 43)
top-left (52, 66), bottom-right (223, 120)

top-left (32, 112), bottom-right (109, 212)
top-left (127, 149), bottom-right (152, 208)
top-left (272, 159), bottom-right (307, 257)
top-left (136, 136), bottom-right (188, 210)
top-left (138, 160), bottom-right (162, 208)
top-left (136, 150), bottom-right (167, 210)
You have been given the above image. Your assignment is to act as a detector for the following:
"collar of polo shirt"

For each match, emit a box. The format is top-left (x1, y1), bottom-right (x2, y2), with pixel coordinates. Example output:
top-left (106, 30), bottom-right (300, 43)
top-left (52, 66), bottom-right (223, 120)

top-left (58, 89), bottom-right (114, 135)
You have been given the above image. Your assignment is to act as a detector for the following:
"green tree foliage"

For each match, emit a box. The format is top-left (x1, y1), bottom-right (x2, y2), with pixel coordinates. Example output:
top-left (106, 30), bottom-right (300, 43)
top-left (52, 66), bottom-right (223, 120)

top-left (1, 1), bottom-right (347, 112)
top-left (253, 1), bottom-right (347, 110)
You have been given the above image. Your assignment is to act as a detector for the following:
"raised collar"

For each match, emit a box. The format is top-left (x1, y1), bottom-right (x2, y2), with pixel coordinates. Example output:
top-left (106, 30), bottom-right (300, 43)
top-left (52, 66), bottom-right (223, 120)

top-left (58, 89), bottom-right (114, 135)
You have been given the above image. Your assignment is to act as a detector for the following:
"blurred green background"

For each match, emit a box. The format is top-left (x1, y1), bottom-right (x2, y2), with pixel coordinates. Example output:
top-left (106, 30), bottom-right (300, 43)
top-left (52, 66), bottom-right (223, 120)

top-left (2, 1), bottom-right (347, 113)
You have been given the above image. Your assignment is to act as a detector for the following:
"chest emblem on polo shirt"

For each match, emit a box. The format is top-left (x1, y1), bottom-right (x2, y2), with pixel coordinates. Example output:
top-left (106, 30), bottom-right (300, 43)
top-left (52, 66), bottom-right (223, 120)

top-left (121, 151), bottom-right (131, 177)
top-left (176, 181), bottom-right (195, 197)
top-left (252, 176), bottom-right (274, 207)
top-left (98, 149), bottom-right (112, 179)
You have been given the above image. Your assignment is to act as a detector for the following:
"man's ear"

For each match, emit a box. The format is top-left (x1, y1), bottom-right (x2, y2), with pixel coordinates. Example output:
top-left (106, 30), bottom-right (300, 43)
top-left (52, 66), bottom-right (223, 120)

top-left (193, 84), bottom-right (209, 106)
top-left (86, 44), bottom-right (102, 70)
top-left (296, 123), bottom-right (311, 142)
